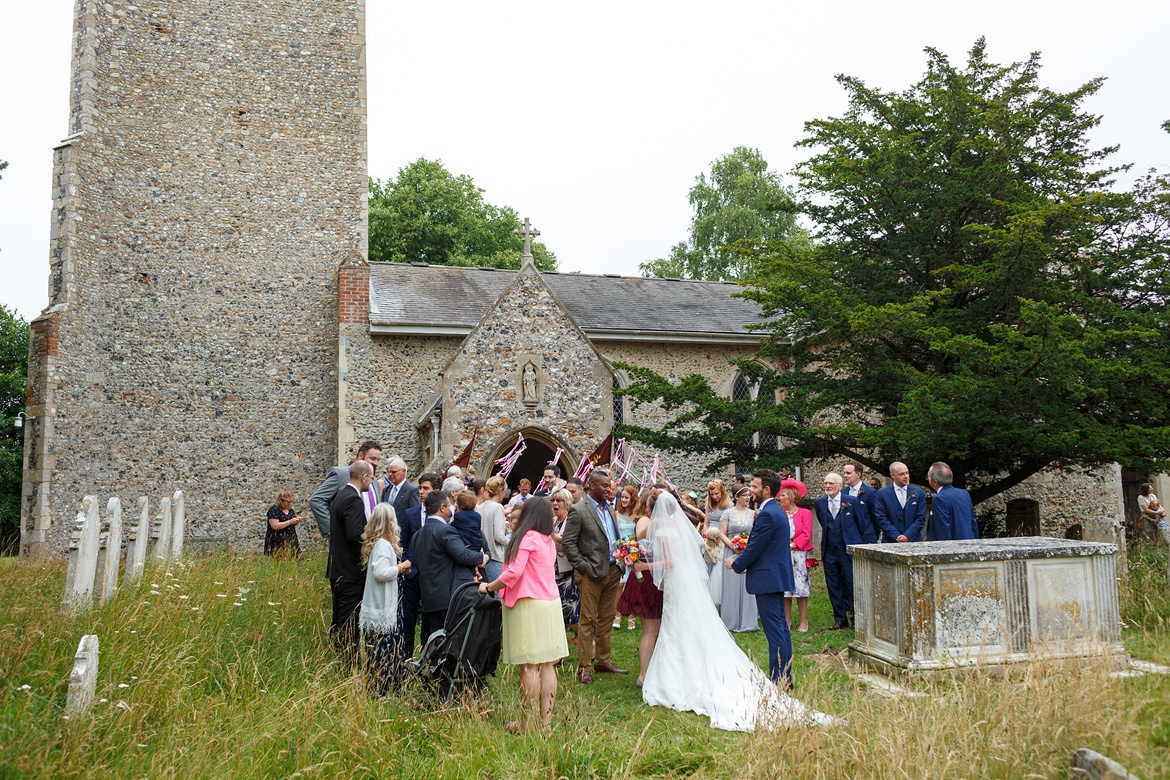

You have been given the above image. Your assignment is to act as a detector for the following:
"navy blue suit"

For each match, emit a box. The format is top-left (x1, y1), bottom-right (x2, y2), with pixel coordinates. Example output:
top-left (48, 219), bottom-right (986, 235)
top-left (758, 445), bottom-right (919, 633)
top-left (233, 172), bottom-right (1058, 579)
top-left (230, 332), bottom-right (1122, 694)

top-left (927, 485), bottom-right (979, 541)
top-left (397, 504), bottom-right (424, 657)
top-left (814, 493), bottom-right (872, 626)
top-left (841, 481), bottom-right (881, 542)
top-left (872, 484), bottom-right (927, 543)
top-left (731, 498), bottom-right (794, 683)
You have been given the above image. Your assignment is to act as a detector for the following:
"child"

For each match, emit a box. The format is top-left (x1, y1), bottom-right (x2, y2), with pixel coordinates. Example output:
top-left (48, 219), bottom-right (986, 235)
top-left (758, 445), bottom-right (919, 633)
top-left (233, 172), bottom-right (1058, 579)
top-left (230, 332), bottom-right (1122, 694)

top-left (359, 504), bottom-right (410, 696)
top-left (451, 490), bottom-right (487, 555)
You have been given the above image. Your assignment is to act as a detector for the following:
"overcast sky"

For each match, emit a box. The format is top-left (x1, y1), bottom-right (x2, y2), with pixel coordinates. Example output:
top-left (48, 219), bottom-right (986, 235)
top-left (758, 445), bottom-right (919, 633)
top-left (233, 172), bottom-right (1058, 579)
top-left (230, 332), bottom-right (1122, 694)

top-left (2, 1), bottom-right (1168, 322)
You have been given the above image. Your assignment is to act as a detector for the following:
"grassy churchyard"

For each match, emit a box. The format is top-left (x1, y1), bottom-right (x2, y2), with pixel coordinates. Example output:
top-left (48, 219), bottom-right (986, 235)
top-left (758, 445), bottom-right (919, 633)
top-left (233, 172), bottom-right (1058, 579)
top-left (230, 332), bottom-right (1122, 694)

top-left (1, 545), bottom-right (1167, 779)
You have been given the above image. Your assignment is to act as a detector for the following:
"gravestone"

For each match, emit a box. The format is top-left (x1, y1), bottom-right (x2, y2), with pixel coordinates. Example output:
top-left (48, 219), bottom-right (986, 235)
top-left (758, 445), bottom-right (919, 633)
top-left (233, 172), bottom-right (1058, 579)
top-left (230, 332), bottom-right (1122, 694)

top-left (151, 497), bottom-right (172, 565)
top-left (1070, 748), bottom-right (1138, 780)
top-left (97, 497), bottom-right (122, 605)
top-left (62, 497), bottom-right (101, 610)
top-left (123, 497), bottom-right (150, 588)
top-left (171, 490), bottom-right (186, 559)
top-left (850, 537), bottom-right (1124, 675)
top-left (65, 634), bottom-right (99, 718)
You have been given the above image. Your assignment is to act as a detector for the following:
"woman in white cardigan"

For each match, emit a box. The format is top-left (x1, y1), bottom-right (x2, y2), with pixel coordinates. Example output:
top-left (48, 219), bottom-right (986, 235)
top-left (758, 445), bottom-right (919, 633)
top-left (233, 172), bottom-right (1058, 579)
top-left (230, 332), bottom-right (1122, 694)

top-left (360, 504), bottom-right (411, 696)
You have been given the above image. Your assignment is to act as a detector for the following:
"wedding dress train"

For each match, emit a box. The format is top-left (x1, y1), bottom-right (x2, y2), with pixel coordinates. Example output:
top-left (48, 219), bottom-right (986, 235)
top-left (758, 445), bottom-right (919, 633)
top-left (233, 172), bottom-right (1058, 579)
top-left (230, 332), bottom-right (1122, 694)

top-left (640, 494), bottom-right (837, 732)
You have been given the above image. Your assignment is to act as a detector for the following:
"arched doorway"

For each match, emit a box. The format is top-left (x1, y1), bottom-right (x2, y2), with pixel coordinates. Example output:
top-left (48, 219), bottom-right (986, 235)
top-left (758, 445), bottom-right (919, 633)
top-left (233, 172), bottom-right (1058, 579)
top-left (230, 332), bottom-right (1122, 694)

top-left (483, 428), bottom-right (576, 492)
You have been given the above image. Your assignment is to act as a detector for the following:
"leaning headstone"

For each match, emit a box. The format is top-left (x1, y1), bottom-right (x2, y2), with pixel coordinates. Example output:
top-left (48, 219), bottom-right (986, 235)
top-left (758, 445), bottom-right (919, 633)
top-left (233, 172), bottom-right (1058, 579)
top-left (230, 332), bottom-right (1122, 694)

top-left (65, 634), bottom-right (99, 718)
top-left (170, 489), bottom-right (186, 559)
top-left (151, 496), bottom-right (172, 565)
top-left (123, 497), bottom-right (150, 588)
top-left (97, 497), bottom-right (123, 605)
top-left (1070, 747), bottom-right (1138, 780)
top-left (62, 497), bottom-right (101, 611)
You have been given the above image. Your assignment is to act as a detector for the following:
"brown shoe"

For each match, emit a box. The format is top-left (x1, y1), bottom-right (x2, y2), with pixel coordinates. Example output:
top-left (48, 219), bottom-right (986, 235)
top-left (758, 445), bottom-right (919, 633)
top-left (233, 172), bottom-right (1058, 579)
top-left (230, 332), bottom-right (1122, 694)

top-left (593, 662), bottom-right (628, 675)
top-left (577, 668), bottom-right (593, 684)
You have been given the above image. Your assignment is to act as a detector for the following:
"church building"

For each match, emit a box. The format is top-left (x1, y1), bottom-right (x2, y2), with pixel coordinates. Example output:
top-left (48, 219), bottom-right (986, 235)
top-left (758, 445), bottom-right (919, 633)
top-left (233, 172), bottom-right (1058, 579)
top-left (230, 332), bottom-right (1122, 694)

top-left (19, 0), bottom-right (1130, 556)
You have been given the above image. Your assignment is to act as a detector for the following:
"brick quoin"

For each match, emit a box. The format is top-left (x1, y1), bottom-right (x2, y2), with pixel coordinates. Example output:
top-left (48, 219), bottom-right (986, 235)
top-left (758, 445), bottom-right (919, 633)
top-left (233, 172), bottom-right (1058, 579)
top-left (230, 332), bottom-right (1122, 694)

top-left (338, 265), bottom-right (369, 324)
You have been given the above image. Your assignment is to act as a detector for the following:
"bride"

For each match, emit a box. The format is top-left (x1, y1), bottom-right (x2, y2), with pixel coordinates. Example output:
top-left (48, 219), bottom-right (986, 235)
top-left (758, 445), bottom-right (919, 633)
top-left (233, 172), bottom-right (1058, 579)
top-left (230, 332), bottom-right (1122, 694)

top-left (637, 492), bottom-right (836, 731)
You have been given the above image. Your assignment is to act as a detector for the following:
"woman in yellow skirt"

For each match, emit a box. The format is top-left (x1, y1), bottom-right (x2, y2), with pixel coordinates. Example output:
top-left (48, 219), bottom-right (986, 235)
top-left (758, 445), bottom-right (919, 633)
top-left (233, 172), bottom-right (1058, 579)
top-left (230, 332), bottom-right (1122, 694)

top-left (478, 497), bottom-right (568, 730)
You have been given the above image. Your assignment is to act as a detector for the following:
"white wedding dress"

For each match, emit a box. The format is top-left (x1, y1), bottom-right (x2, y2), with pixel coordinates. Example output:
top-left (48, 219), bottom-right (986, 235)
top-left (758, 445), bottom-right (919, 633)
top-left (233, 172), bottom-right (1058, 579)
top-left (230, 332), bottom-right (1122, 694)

top-left (641, 494), bottom-right (837, 732)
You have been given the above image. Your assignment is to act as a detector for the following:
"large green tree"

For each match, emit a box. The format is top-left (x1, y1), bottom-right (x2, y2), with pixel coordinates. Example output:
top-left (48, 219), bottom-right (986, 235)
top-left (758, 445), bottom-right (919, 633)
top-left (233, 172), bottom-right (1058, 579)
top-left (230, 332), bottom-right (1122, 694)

top-left (0, 305), bottom-right (28, 553)
top-left (619, 40), bottom-right (1170, 504)
top-left (368, 158), bottom-right (556, 270)
top-left (640, 146), bottom-right (808, 281)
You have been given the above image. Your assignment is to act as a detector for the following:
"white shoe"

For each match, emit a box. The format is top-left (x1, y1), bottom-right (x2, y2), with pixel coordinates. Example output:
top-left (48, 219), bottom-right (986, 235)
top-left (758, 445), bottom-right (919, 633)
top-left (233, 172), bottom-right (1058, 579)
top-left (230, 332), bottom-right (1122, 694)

top-left (612, 617), bottom-right (621, 629)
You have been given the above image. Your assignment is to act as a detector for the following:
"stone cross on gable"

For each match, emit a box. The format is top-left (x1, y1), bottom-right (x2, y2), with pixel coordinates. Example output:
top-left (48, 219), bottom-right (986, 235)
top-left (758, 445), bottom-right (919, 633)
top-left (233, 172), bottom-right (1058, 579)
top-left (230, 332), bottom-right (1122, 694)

top-left (515, 217), bottom-right (540, 258)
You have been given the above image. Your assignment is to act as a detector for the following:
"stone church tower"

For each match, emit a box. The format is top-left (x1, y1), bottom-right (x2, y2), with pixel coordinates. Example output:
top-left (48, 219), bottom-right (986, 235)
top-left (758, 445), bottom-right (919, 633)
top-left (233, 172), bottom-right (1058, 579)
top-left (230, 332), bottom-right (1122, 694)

top-left (21, 0), bottom-right (367, 555)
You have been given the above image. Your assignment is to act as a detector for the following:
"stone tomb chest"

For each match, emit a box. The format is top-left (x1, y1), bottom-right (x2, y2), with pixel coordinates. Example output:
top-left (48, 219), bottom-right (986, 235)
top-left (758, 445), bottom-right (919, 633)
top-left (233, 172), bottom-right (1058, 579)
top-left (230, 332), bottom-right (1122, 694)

top-left (848, 538), bottom-right (1123, 674)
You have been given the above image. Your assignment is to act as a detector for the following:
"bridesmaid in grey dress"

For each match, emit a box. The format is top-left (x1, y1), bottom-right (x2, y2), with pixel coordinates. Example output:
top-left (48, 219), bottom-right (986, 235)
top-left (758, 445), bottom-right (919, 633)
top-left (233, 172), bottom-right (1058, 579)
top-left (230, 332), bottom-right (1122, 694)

top-left (719, 486), bottom-right (759, 632)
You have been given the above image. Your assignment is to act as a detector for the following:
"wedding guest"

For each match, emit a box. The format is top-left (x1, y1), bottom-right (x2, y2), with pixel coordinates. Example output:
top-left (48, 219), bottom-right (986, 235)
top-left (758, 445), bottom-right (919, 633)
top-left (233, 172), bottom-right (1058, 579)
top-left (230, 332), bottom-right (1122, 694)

top-left (507, 478), bottom-right (533, 509)
top-left (869, 477), bottom-right (883, 490)
top-left (478, 476), bottom-right (509, 582)
top-left (562, 470), bottom-right (628, 684)
top-left (479, 498), bottom-right (569, 731)
top-left (718, 486), bottom-right (759, 632)
top-left (264, 490), bottom-right (302, 556)
top-left (1138, 483), bottom-right (1168, 542)
top-left (535, 464), bottom-right (565, 496)
top-left (565, 477), bottom-right (585, 504)
top-left (413, 490), bottom-right (488, 644)
top-left (451, 490), bottom-right (487, 557)
top-left (379, 457), bottom-right (420, 522)
top-left (550, 489), bottom-right (580, 640)
top-left (327, 460), bottom-right (375, 658)
top-left (703, 480), bottom-right (732, 575)
top-left (779, 483), bottom-right (812, 633)
top-left (621, 487), bottom-right (664, 686)
top-left (310, 440), bottom-right (381, 537)
top-left (442, 476), bottom-right (466, 510)
top-left (397, 471), bottom-right (439, 660)
top-left (359, 504), bottom-right (410, 695)
top-left (872, 462), bottom-right (926, 543)
top-left (613, 484), bottom-right (639, 630)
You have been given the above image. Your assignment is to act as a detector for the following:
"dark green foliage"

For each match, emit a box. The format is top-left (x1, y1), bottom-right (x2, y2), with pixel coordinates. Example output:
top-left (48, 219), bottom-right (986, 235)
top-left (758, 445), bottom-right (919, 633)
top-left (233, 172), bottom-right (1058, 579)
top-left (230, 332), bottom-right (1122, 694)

top-left (621, 40), bottom-right (1170, 503)
top-left (368, 158), bottom-right (557, 270)
top-left (640, 146), bottom-right (809, 281)
top-left (0, 305), bottom-right (29, 553)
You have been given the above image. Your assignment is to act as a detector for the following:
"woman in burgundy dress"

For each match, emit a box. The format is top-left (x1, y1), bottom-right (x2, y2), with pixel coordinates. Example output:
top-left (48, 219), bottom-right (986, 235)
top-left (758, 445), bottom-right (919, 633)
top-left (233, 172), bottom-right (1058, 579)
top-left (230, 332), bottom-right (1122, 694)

top-left (617, 487), bottom-right (664, 687)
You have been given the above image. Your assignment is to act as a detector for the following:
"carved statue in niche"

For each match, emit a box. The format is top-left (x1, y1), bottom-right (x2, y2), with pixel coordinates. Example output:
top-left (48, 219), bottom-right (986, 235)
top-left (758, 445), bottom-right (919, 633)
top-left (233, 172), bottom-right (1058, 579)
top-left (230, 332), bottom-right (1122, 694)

top-left (522, 362), bottom-right (538, 404)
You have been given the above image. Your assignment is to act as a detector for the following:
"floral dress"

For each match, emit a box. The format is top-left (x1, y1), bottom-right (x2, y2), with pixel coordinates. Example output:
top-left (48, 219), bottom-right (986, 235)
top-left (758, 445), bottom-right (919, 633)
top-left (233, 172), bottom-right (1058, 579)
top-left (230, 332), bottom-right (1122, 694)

top-left (720, 508), bottom-right (758, 632)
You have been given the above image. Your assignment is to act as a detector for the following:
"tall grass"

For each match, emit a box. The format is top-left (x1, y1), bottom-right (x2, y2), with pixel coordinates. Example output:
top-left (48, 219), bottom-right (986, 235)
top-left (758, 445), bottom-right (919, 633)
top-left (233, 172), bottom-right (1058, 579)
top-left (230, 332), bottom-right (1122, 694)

top-left (0, 548), bottom-right (1166, 779)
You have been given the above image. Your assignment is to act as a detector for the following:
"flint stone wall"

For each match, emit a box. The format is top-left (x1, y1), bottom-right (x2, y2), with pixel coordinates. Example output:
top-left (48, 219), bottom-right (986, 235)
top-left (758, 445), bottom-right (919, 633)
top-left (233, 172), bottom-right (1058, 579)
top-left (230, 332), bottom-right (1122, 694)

top-left (22, 0), bottom-right (367, 555)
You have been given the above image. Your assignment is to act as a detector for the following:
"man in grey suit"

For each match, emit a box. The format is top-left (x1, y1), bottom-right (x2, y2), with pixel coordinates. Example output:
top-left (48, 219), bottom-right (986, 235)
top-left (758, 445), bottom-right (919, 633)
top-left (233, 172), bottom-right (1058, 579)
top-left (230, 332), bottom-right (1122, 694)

top-left (561, 470), bottom-right (628, 684)
top-left (309, 440), bottom-right (382, 537)
top-left (380, 456), bottom-right (420, 519)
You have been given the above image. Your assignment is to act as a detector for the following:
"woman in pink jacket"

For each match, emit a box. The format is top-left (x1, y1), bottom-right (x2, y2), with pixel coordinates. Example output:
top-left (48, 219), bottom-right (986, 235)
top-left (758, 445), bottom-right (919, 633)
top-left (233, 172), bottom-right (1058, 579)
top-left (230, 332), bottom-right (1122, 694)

top-left (779, 480), bottom-right (813, 633)
top-left (478, 497), bottom-right (567, 730)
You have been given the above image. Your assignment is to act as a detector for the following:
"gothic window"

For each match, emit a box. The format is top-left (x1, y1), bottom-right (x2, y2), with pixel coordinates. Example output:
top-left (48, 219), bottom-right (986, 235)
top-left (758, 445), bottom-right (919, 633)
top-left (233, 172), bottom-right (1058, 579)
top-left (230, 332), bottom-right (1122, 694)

top-left (731, 372), bottom-right (780, 455)
top-left (612, 375), bottom-right (624, 426)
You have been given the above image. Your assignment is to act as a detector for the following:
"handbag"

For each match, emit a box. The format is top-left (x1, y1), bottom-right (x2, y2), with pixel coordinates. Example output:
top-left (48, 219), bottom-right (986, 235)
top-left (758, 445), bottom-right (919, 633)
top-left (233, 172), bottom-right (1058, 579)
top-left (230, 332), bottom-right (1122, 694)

top-left (805, 556), bottom-right (819, 569)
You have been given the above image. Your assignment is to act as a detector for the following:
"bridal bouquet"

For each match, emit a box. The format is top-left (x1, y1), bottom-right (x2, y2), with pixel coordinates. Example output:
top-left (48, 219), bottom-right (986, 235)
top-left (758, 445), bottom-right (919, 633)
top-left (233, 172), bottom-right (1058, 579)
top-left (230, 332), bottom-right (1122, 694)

top-left (613, 538), bottom-right (646, 582)
top-left (729, 533), bottom-right (749, 553)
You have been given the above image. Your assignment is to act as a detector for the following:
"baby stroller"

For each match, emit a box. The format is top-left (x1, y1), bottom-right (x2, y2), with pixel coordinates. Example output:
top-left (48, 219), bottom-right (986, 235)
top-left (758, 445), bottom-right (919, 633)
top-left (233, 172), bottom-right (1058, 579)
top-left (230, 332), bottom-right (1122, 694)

top-left (414, 580), bottom-right (502, 699)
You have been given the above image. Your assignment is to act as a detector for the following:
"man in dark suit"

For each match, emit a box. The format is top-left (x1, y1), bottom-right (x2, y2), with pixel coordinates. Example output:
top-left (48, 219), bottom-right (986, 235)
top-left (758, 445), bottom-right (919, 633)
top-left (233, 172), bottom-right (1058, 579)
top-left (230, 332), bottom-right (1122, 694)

top-left (397, 471), bottom-right (440, 659)
top-left (412, 489), bottom-right (488, 646)
top-left (561, 470), bottom-right (627, 684)
top-left (310, 440), bottom-right (382, 537)
top-left (842, 460), bottom-right (880, 540)
top-left (814, 472), bottom-right (876, 630)
top-left (872, 461), bottom-right (927, 543)
top-left (728, 469), bottom-right (795, 686)
top-left (327, 460), bottom-right (374, 659)
top-left (926, 462), bottom-right (979, 541)
top-left (380, 456), bottom-right (421, 517)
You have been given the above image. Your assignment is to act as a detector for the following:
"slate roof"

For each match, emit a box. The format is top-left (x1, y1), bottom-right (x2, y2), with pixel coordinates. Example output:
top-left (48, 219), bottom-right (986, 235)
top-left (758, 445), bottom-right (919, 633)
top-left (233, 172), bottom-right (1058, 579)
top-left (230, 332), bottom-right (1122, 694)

top-left (368, 262), bottom-right (766, 339)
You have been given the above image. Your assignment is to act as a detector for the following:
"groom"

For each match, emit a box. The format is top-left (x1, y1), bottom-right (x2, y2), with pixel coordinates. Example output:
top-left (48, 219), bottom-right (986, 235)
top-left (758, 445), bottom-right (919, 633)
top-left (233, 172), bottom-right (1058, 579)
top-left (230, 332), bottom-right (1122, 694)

top-left (727, 469), bottom-right (794, 686)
